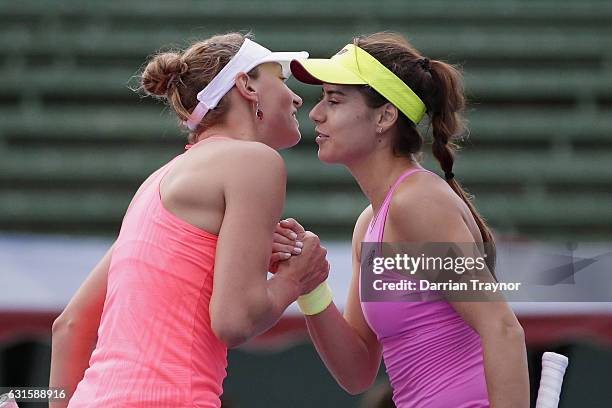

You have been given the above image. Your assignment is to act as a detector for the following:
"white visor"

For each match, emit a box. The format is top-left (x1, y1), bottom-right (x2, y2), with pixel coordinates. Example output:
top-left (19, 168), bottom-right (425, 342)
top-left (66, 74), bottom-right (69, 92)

top-left (184, 39), bottom-right (308, 131)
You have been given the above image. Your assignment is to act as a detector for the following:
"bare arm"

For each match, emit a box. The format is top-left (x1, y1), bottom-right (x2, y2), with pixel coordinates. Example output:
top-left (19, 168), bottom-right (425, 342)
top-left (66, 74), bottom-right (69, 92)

top-left (450, 301), bottom-right (528, 408)
top-left (388, 186), bottom-right (529, 408)
top-left (49, 243), bottom-right (113, 407)
top-left (298, 209), bottom-right (383, 394)
top-left (209, 143), bottom-right (327, 348)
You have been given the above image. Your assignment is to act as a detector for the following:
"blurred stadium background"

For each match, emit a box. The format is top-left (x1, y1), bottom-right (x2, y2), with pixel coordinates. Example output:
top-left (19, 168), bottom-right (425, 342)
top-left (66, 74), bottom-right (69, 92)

top-left (1, 1), bottom-right (611, 407)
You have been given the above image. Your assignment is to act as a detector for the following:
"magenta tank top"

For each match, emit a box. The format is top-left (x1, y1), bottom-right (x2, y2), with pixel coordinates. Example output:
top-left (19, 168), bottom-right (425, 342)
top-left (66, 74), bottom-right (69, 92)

top-left (360, 167), bottom-right (490, 408)
top-left (68, 138), bottom-right (228, 407)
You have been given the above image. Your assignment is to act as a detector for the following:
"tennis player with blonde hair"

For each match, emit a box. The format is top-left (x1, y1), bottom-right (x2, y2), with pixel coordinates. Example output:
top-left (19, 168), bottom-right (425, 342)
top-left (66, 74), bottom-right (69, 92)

top-left (275, 32), bottom-right (530, 407)
top-left (49, 33), bottom-right (330, 408)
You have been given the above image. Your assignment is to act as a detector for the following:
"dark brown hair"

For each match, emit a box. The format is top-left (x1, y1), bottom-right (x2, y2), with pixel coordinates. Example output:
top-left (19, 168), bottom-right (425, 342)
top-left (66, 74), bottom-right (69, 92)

top-left (354, 32), bottom-right (496, 272)
top-left (140, 32), bottom-right (259, 143)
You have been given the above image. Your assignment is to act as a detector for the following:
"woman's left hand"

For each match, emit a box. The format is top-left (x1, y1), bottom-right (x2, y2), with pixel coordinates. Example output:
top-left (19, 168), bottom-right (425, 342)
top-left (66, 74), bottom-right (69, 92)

top-left (269, 218), bottom-right (306, 273)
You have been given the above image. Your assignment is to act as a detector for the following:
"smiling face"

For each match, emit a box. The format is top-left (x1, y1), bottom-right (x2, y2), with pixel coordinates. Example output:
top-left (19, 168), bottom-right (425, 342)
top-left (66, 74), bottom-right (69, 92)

top-left (252, 62), bottom-right (303, 149)
top-left (309, 83), bottom-right (380, 164)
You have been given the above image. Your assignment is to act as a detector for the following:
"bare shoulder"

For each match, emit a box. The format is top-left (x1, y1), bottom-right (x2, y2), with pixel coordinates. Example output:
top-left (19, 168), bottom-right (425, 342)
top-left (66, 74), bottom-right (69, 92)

top-left (175, 140), bottom-right (287, 191)
top-left (392, 170), bottom-right (458, 214)
top-left (160, 140), bottom-right (286, 234)
top-left (387, 170), bottom-right (472, 242)
top-left (188, 139), bottom-right (285, 178)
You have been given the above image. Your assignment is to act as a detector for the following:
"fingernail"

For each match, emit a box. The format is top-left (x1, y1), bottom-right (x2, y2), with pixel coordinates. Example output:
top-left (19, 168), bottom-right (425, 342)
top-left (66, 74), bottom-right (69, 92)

top-left (289, 232), bottom-right (298, 239)
top-left (293, 247), bottom-right (302, 254)
top-left (282, 252), bottom-right (291, 259)
top-left (295, 241), bottom-right (303, 248)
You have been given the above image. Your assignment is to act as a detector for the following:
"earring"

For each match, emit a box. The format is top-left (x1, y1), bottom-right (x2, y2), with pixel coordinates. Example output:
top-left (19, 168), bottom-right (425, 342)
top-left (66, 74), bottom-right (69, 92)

top-left (255, 102), bottom-right (264, 121)
top-left (377, 127), bottom-right (382, 134)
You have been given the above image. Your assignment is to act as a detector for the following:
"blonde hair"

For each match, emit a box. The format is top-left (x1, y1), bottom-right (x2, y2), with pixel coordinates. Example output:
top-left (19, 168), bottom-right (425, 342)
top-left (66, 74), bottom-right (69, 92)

top-left (140, 32), bottom-right (259, 142)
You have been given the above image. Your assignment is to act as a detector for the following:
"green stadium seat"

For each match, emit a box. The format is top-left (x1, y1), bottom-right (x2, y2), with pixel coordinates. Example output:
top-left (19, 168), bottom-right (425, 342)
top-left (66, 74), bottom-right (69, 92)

top-left (0, 1), bottom-right (610, 241)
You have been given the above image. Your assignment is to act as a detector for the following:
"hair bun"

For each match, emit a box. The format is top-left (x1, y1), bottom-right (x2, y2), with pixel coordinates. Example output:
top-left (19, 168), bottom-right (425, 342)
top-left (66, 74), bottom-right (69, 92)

top-left (141, 52), bottom-right (187, 97)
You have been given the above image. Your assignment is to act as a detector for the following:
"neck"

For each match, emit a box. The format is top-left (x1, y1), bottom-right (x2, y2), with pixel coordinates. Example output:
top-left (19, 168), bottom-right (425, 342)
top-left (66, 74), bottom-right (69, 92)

top-left (195, 96), bottom-right (258, 143)
top-left (346, 149), bottom-right (420, 215)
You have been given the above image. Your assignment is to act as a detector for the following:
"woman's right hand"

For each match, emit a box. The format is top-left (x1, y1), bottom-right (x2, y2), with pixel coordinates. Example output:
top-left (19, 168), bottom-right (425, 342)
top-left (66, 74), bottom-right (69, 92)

top-left (274, 230), bottom-right (329, 296)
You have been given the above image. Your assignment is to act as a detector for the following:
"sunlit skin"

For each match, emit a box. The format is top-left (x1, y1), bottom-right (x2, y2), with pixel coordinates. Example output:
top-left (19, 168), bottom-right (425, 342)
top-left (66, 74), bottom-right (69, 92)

top-left (48, 59), bottom-right (328, 408)
top-left (197, 62), bottom-right (303, 150)
top-left (275, 82), bottom-right (529, 406)
top-left (309, 83), bottom-right (426, 212)
top-left (310, 84), bottom-right (379, 165)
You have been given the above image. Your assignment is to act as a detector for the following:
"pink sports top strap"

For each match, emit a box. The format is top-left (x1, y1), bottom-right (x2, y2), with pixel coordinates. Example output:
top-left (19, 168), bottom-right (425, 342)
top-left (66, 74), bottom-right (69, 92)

top-left (373, 167), bottom-right (433, 242)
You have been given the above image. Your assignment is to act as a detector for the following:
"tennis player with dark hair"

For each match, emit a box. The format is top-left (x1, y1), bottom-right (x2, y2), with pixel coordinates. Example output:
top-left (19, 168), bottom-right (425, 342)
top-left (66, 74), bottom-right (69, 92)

top-left (276, 32), bottom-right (529, 407)
top-left (49, 33), bottom-right (330, 408)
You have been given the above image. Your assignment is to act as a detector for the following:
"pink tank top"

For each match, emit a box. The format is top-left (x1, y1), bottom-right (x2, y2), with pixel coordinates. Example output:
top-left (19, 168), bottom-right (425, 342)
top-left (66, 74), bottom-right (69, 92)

top-left (68, 138), bottom-right (228, 407)
top-left (360, 167), bottom-right (490, 408)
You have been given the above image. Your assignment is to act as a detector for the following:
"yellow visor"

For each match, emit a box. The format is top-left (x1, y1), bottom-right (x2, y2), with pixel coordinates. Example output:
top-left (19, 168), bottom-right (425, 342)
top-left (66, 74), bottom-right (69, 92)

top-left (291, 44), bottom-right (427, 124)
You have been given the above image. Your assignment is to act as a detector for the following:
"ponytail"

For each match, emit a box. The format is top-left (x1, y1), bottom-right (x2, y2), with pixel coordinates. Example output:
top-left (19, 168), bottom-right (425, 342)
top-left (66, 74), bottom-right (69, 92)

top-left (428, 59), bottom-right (497, 274)
top-left (354, 32), bottom-right (497, 274)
